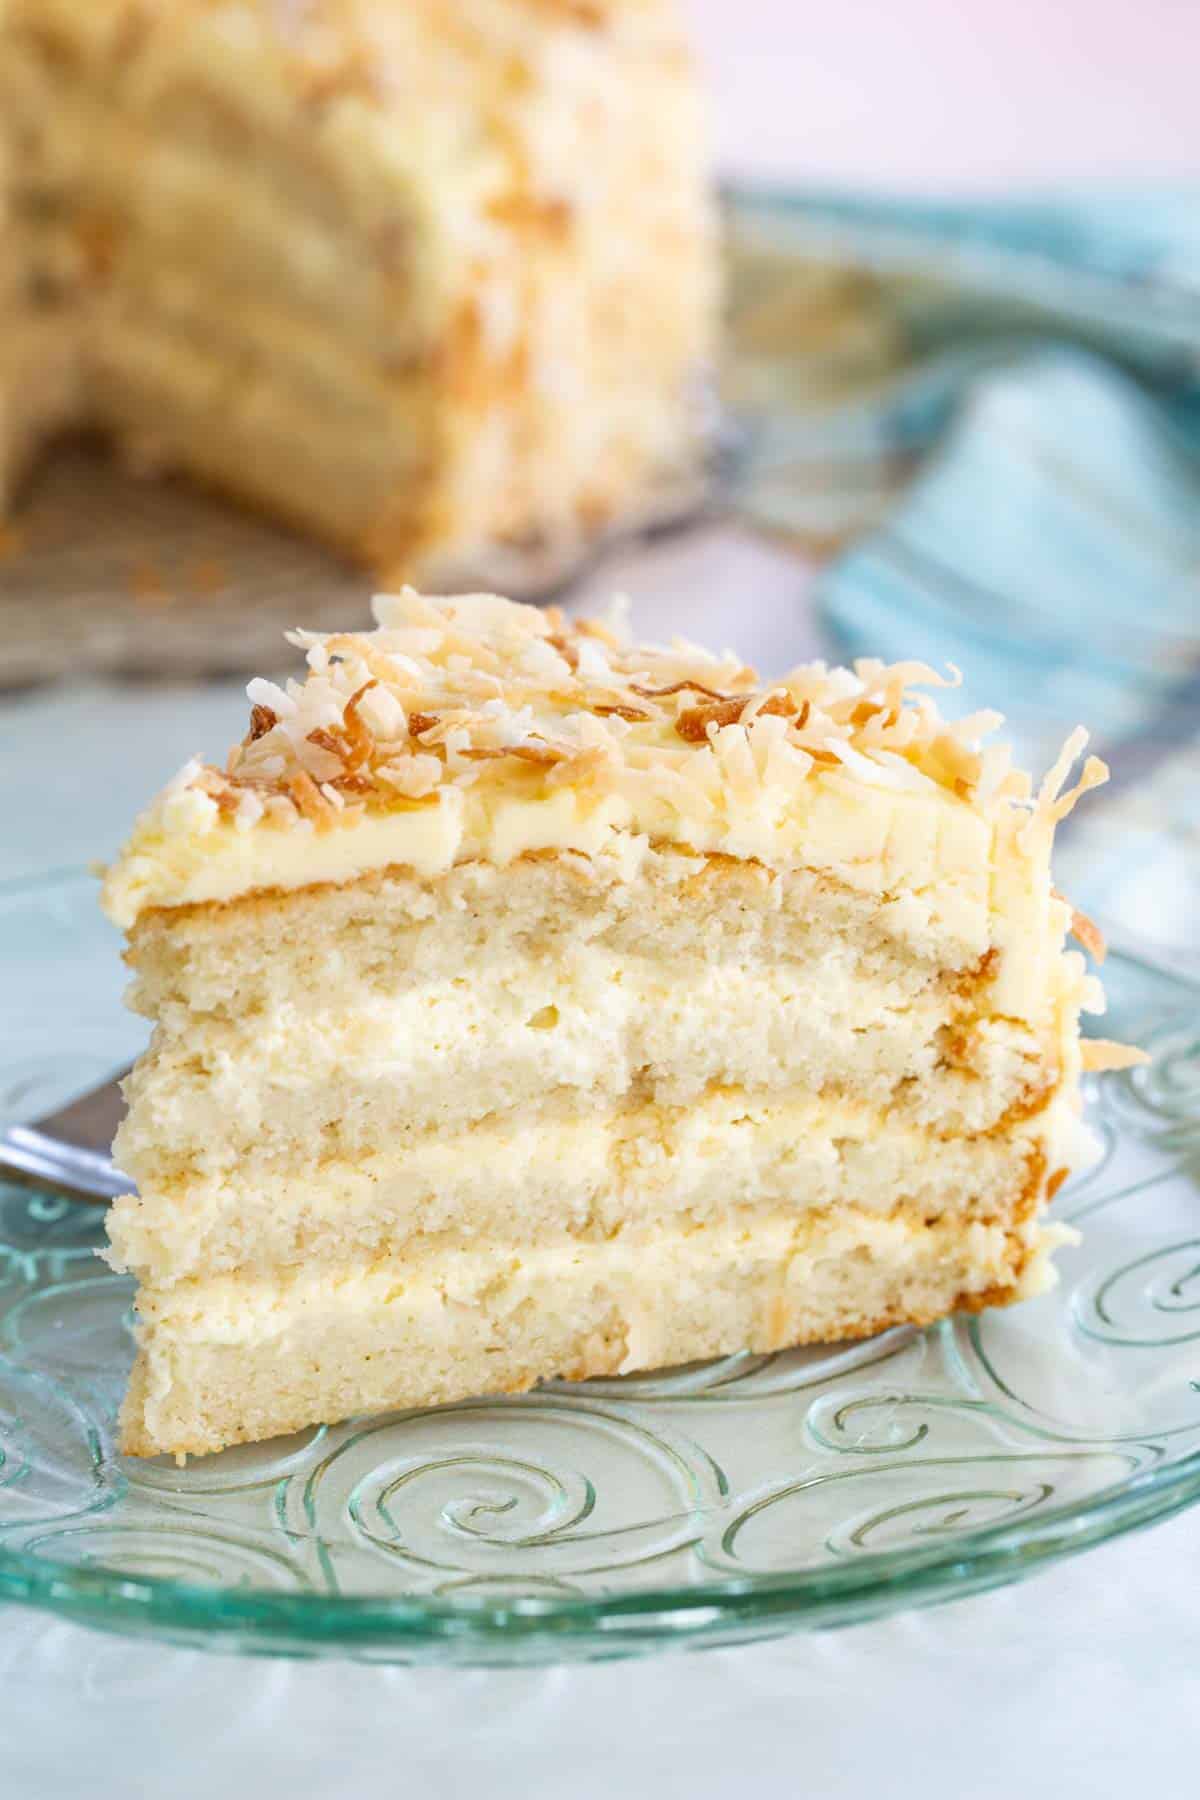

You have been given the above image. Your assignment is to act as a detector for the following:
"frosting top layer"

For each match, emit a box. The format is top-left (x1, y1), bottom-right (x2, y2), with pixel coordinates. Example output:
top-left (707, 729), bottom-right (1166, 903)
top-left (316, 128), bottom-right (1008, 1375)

top-left (101, 588), bottom-right (1106, 932)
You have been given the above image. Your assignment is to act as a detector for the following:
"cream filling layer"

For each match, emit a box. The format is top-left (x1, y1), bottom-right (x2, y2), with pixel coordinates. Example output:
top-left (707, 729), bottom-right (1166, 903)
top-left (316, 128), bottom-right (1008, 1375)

top-left (103, 767), bottom-right (991, 925)
top-left (110, 1084), bottom-right (1090, 1287)
top-left (102, 772), bottom-right (1065, 1021)
top-left (117, 1005), bottom-right (1057, 1190)
top-left (101, 745), bottom-right (1089, 1040)
top-left (135, 1202), bottom-right (1056, 1352)
top-left (119, 941), bottom-right (1042, 1122)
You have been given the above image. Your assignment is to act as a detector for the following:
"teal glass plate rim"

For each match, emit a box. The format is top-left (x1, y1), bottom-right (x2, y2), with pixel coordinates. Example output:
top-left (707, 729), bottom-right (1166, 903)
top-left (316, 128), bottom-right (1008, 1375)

top-left (3, 1429), bottom-right (1200, 1660)
top-left (4, 864), bottom-right (1200, 1662)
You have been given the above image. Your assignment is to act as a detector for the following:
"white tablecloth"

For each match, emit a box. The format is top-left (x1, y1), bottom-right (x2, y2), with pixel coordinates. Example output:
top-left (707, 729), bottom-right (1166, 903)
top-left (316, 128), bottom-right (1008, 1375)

top-left (5, 1515), bottom-right (1200, 1800)
top-left (6, 5), bottom-right (1200, 1785)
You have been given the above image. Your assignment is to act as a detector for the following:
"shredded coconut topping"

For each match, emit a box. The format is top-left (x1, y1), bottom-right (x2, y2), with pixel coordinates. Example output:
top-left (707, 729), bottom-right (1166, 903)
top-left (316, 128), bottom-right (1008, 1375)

top-left (1080, 1039), bottom-right (1150, 1073)
top-left (173, 589), bottom-right (1106, 833)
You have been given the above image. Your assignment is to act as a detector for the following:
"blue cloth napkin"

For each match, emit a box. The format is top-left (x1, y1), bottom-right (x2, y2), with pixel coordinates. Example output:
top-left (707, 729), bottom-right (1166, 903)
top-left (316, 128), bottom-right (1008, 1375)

top-left (724, 186), bottom-right (1200, 937)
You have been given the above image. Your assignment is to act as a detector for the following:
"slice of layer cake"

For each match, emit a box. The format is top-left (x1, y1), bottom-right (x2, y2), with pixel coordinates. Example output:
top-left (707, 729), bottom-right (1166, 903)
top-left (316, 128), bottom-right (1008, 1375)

top-left (0, 0), bottom-right (713, 584)
top-left (101, 590), bottom-right (1124, 1459)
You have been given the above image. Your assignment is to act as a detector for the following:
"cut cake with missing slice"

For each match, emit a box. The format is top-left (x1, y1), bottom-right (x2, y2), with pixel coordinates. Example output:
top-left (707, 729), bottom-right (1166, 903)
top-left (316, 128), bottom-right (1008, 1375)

top-left (100, 589), bottom-right (1131, 1459)
top-left (0, 0), bottom-right (713, 587)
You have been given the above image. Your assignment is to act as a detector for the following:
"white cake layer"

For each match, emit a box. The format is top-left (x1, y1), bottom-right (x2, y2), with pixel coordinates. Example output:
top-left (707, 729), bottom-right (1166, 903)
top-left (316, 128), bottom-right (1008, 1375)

top-left (108, 1084), bottom-right (1085, 1287)
top-left (121, 848), bottom-right (1030, 1044)
top-left (116, 942), bottom-right (1072, 1183)
top-left (122, 1204), bottom-right (1062, 1458)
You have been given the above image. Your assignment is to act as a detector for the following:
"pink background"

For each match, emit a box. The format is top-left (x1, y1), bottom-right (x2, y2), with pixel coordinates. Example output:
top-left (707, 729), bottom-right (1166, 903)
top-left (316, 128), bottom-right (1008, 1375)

top-left (684, 0), bottom-right (1200, 189)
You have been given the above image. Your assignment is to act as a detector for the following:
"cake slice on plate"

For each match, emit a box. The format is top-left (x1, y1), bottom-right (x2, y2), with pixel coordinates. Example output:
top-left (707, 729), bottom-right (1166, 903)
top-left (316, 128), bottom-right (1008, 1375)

top-left (101, 590), bottom-right (1128, 1458)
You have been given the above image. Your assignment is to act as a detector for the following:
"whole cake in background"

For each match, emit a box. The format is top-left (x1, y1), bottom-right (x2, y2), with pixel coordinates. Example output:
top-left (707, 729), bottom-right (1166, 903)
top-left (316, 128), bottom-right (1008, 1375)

top-left (100, 589), bottom-right (1139, 1460)
top-left (0, 0), bottom-right (714, 585)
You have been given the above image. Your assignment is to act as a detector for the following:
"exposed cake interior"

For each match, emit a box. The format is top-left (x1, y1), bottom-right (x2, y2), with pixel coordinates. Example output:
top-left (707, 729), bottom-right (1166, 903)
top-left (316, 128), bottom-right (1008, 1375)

top-left (102, 588), bottom-right (1123, 1458)
top-left (0, 0), bottom-right (713, 576)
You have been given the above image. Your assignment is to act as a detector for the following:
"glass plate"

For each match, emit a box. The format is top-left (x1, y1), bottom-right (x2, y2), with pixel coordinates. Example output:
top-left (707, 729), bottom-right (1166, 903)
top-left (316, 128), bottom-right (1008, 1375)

top-left (2, 869), bottom-right (1199, 1664)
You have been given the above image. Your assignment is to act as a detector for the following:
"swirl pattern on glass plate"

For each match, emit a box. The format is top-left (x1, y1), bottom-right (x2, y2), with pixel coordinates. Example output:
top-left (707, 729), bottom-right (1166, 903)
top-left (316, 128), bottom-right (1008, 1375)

top-left (805, 1388), bottom-right (1003, 1457)
top-left (19, 1520), bottom-right (310, 1590)
top-left (702, 1448), bottom-right (1150, 1571)
top-left (1073, 1240), bottom-right (1200, 1348)
top-left (282, 1397), bottom-right (728, 1588)
top-left (0, 1363), bottom-right (122, 1538)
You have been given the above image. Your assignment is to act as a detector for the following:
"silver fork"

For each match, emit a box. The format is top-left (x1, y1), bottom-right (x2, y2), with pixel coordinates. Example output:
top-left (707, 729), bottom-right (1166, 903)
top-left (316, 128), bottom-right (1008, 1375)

top-left (0, 1069), bottom-right (132, 1204)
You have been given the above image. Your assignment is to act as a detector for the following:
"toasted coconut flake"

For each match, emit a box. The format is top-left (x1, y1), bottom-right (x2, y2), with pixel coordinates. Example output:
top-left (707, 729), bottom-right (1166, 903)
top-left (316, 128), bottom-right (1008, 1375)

top-left (850, 700), bottom-right (886, 727)
top-left (1057, 895), bottom-right (1107, 965)
top-left (239, 756), bottom-right (286, 783)
top-left (825, 740), bottom-right (937, 792)
top-left (158, 593), bottom-right (1110, 861)
top-left (358, 683), bottom-right (405, 737)
top-left (1056, 755), bottom-right (1109, 822)
top-left (306, 727), bottom-right (345, 759)
top-left (575, 616), bottom-right (622, 649)
top-left (510, 743), bottom-right (566, 765)
top-left (164, 756), bottom-right (203, 798)
top-left (594, 703), bottom-right (650, 722)
top-left (869, 749), bottom-right (940, 791)
top-left (675, 697), bottom-right (751, 742)
top-left (950, 708), bottom-right (1005, 745)
top-left (288, 770), bottom-right (336, 830)
top-left (673, 691), bottom-right (794, 743)
top-left (975, 743), bottom-right (1012, 808)
top-left (375, 755), bottom-right (442, 798)
top-left (740, 690), bottom-right (797, 728)
top-left (1073, 911), bottom-right (1107, 963)
top-left (340, 680), bottom-right (379, 769)
top-left (1081, 1039), bottom-right (1149, 1073)
top-left (547, 633), bottom-right (581, 672)
top-left (546, 746), bottom-right (613, 790)
top-left (1035, 729), bottom-right (1108, 820)
top-left (192, 766), bottom-right (228, 799)
top-left (246, 704), bottom-right (277, 744)
top-left (855, 657), bottom-right (962, 696)
top-left (1057, 889), bottom-right (1115, 964)
top-left (234, 788), bottom-right (264, 831)
top-left (631, 679), bottom-right (734, 702)
top-left (246, 676), bottom-right (295, 718)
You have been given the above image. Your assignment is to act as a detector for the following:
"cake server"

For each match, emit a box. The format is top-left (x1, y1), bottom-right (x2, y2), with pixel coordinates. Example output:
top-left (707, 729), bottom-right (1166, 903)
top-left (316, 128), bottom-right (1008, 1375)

top-left (0, 1069), bottom-right (132, 1205)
